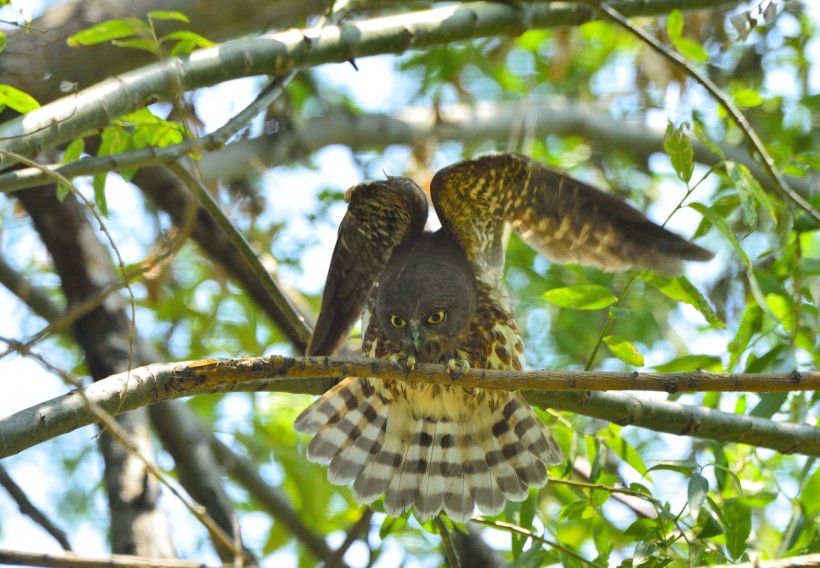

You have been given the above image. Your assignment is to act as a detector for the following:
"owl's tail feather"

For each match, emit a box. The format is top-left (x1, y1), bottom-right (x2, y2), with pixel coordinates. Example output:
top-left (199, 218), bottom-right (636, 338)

top-left (294, 378), bottom-right (563, 523)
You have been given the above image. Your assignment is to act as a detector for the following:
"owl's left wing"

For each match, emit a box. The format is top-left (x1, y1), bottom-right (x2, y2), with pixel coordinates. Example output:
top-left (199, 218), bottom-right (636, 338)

top-left (307, 178), bottom-right (428, 356)
top-left (431, 152), bottom-right (713, 282)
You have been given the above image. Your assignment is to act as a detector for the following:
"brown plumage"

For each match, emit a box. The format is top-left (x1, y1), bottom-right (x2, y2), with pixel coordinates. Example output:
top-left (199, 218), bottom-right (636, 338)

top-left (295, 152), bottom-right (713, 522)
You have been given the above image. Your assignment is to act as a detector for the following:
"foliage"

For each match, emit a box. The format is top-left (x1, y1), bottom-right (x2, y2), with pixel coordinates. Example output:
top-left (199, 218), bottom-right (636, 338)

top-left (0, 0), bottom-right (818, 567)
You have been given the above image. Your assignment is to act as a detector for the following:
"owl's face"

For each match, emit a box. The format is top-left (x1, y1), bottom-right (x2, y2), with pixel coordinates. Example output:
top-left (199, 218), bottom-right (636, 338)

top-left (375, 232), bottom-right (477, 363)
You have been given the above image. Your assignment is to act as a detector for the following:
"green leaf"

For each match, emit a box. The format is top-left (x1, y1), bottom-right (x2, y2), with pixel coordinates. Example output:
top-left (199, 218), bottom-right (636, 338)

top-left (67, 18), bottom-right (148, 46)
top-left (726, 162), bottom-right (778, 226)
top-left (673, 37), bottom-right (709, 62)
top-left (543, 285), bottom-right (617, 310)
top-left (639, 272), bottom-right (725, 328)
top-left (749, 392), bottom-right (788, 418)
top-left (148, 10), bottom-right (190, 23)
top-left (653, 354), bottom-right (722, 372)
top-left (92, 173), bottom-right (109, 217)
top-left (57, 137), bottom-right (85, 199)
top-left (379, 515), bottom-right (406, 539)
top-left (0, 84), bottom-right (40, 113)
top-left (733, 88), bottom-right (763, 108)
top-left (603, 335), bottom-right (644, 366)
top-left (502, 540), bottom-right (546, 568)
top-left (112, 38), bottom-right (159, 54)
top-left (558, 499), bottom-right (589, 521)
top-left (723, 498), bottom-right (751, 560)
top-left (694, 509), bottom-right (724, 539)
top-left (602, 425), bottom-right (649, 477)
top-left (165, 30), bottom-right (216, 56)
top-left (0, 32), bottom-right (7, 55)
top-left (687, 473), bottom-right (709, 516)
top-left (664, 121), bottom-right (694, 183)
top-left (689, 202), bottom-right (749, 267)
top-left (666, 9), bottom-right (683, 41)
top-left (677, 276), bottom-right (726, 328)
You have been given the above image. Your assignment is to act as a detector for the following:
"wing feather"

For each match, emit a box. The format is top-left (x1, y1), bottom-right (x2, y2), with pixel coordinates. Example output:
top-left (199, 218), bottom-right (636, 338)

top-left (307, 178), bottom-right (428, 356)
top-left (431, 152), bottom-right (713, 281)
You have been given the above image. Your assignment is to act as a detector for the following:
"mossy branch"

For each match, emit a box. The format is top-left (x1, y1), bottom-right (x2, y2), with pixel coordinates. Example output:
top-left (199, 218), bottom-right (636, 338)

top-left (1, 355), bottom-right (817, 459)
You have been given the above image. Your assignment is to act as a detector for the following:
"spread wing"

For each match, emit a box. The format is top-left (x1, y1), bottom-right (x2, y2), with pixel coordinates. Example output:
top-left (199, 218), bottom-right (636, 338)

top-left (307, 178), bottom-right (429, 356)
top-left (431, 152), bottom-right (713, 283)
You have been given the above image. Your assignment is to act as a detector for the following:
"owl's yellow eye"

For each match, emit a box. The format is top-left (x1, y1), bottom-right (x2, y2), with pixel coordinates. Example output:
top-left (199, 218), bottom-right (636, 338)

top-left (427, 310), bottom-right (447, 325)
top-left (390, 315), bottom-right (406, 329)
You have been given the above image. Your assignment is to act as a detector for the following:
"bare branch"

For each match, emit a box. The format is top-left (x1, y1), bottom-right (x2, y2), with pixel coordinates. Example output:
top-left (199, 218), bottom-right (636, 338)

top-left (0, 0), bottom-right (745, 168)
top-left (1, 356), bottom-right (817, 459)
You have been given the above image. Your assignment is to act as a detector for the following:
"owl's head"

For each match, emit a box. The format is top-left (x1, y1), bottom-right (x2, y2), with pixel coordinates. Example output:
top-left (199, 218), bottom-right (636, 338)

top-left (375, 231), bottom-right (477, 362)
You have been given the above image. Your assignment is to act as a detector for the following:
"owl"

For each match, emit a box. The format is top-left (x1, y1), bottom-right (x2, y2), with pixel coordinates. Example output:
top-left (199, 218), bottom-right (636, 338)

top-left (294, 153), bottom-right (712, 522)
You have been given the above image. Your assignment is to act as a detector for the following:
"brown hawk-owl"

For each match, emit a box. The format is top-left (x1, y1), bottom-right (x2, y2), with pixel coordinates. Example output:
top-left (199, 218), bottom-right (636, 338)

top-left (294, 153), bottom-right (712, 522)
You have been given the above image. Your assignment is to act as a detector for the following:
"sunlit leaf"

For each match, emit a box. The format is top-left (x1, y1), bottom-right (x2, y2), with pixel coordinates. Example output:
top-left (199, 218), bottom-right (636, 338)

top-left (639, 272), bottom-right (725, 328)
top-left (666, 10), bottom-right (683, 41)
top-left (148, 10), bottom-right (190, 23)
top-left (67, 18), bottom-right (148, 46)
top-left (653, 354), bottom-right (723, 372)
top-left (733, 88), bottom-right (763, 108)
top-left (0, 84), bottom-right (40, 113)
top-left (674, 37), bottom-right (709, 62)
top-left (543, 285), bottom-right (617, 310)
top-left (603, 335), bottom-right (644, 366)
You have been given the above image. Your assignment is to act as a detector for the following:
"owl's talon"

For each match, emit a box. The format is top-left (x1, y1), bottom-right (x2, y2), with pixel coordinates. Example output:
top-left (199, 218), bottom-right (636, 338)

top-left (389, 353), bottom-right (416, 373)
top-left (446, 358), bottom-right (471, 380)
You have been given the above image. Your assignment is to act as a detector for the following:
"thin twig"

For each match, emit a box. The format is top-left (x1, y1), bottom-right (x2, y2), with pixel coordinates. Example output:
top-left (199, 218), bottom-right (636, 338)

top-left (15, 349), bottom-right (244, 560)
top-left (326, 508), bottom-right (373, 568)
top-left (434, 517), bottom-right (461, 568)
top-left (471, 518), bottom-right (602, 568)
top-left (594, 1), bottom-right (820, 225)
top-left (0, 464), bottom-right (72, 551)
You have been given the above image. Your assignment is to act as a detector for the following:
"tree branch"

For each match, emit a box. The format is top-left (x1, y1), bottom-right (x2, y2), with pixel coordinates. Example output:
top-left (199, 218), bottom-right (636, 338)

top-left (0, 549), bottom-right (231, 568)
top-left (2, 101), bottom-right (811, 201)
top-left (0, 0), bottom-right (745, 168)
top-left (1, 356), bottom-right (817, 459)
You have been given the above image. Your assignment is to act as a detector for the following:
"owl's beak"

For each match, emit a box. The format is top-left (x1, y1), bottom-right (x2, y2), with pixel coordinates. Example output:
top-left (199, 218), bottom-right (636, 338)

top-left (407, 324), bottom-right (422, 353)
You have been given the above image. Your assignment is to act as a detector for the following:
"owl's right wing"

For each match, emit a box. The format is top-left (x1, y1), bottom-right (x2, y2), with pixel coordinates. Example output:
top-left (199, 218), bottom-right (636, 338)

top-left (307, 178), bottom-right (429, 356)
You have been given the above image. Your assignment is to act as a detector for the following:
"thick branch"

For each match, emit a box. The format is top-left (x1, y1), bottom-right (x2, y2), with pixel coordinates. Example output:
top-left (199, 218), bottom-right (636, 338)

top-left (1, 356), bottom-right (817, 459)
top-left (3, 101), bottom-right (810, 200)
top-left (0, 0), bottom-right (744, 168)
